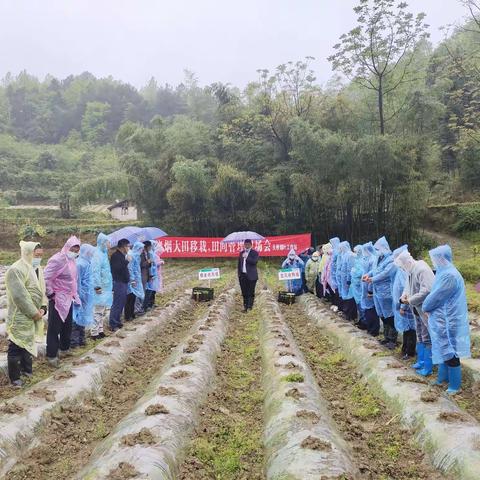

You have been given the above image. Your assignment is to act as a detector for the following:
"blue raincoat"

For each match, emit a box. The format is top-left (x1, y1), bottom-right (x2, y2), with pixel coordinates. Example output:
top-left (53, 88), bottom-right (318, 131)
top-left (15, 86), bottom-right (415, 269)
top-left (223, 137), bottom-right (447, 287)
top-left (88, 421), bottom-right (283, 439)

top-left (369, 236), bottom-right (395, 319)
top-left (146, 245), bottom-right (159, 291)
top-left (391, 245), bottom-right (415, 333)
top-left (422, 245), bottom-right (471, 364)
top-left (281, 251), bottom-right (304, 294)
top-left (350, 245), bottom-right (364, 304)
top-left (73, 244), bottom-right (96, 327)
top-left (91, 233), bottom-right (113, 308)
top-left (338, 241), bottom-right (353, 299)
top-left (361, 242), bottom-right (376, 310)
top-left (128, 242), bottom-right (145, 300)
top-left (328, 237), bottom-right (341, 291)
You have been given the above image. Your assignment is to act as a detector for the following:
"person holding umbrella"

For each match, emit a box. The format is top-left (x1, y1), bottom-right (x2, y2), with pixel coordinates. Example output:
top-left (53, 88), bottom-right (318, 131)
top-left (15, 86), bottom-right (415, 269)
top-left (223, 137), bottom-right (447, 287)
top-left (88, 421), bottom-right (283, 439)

top-left (238, 239), bottom-right (259, 313)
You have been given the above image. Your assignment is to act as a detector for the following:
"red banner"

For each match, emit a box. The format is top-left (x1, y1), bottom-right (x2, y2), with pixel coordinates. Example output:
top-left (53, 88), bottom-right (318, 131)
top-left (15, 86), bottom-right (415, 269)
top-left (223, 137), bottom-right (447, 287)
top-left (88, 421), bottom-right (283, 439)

top-left (156, 234), bottom-right (312, 258)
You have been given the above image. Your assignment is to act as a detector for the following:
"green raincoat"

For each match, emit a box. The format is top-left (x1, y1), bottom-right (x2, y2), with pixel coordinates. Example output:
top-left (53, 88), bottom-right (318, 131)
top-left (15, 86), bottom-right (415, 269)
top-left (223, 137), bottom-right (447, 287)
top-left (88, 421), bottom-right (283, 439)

top-left (6, 241), bottom-right (46, 356)
top-left (305, 255), bottom-right (321, 292)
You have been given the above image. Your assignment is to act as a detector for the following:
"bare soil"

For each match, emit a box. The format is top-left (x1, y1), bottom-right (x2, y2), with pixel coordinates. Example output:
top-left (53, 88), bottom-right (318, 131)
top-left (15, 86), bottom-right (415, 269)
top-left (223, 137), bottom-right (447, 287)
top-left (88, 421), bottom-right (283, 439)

top-left (106, 462), bottom-right (139, 480)
top-left (300, 435), bottom-right (332, 451)
top-left (281, 302), bottom-right (451, 480)
top-left (5, 302), bottom-right (205, 480)
top-left (179, 298), bottom-right (264, 480)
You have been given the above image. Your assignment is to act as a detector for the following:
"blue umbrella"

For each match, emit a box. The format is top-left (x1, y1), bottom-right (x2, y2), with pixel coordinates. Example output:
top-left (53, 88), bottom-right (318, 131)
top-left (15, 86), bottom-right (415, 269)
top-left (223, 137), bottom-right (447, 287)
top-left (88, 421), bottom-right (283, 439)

top-left (107, 226), bottom-right (143, 247)
top-left (222, 231), bottom-right (265, 243)
top-left (138, 226), bottom-right (168, 241)
top-left (107, 226), bottom-right (169, 247)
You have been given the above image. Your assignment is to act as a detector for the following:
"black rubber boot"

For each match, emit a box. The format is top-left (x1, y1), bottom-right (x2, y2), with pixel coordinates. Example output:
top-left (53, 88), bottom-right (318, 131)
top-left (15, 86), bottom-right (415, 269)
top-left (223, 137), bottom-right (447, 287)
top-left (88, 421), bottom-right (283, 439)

top-left (20, 351), bottom-right (33, 376)
top-left (8, 355), bottom-right (22, 383)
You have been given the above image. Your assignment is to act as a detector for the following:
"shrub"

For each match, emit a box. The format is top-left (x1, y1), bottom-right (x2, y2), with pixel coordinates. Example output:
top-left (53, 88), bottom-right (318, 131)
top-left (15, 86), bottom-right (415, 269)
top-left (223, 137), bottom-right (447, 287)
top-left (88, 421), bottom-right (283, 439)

top-left (17, 223), bottom-right (47, 241)
top-left (454, 205), bottom-right (480, 232)
top-left (457, 259), bottom-right (480, 283)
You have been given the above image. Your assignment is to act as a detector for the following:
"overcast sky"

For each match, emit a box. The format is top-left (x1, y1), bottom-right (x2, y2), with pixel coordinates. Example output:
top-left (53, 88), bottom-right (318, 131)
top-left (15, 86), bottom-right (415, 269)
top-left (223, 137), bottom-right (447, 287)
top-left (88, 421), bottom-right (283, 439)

top-left (0, 0), bottom-right (468, 89)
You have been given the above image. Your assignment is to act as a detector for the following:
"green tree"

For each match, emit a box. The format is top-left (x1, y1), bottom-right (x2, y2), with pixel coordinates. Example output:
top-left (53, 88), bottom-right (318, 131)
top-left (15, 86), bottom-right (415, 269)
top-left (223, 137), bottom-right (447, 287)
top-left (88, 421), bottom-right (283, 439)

top-left (37, 151), bottom-right (57, 170)
top-left (328, 0), bottom-right (429, 134)
top-left (81, 101), bottom-right (111, 144)
top-left (166, 158), bottom-right (212, 234)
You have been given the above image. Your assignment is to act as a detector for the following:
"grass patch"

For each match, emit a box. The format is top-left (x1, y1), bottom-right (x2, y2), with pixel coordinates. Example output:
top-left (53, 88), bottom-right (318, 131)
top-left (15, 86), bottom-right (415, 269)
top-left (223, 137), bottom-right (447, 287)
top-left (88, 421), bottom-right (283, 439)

top-left (179, 299), bottom-right (264, 480)
top-left (282, 373), bottom-right (304, 383)
top-left (349, 383), bottom-right (381, 419)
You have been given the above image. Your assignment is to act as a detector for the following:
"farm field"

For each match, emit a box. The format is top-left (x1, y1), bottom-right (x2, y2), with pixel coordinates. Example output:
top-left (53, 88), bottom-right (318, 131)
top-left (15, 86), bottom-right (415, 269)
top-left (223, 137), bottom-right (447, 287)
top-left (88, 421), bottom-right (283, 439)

top-left (0, 260), bottom-right (479, 479)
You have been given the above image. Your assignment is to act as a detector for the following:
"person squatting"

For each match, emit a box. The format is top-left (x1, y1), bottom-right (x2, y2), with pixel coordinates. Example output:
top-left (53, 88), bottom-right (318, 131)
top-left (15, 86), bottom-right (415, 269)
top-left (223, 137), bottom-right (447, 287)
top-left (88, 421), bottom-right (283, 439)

top-left (284, 236), bottom-right (471, 396)
top-left (5, 235), bottom-right (165, 387)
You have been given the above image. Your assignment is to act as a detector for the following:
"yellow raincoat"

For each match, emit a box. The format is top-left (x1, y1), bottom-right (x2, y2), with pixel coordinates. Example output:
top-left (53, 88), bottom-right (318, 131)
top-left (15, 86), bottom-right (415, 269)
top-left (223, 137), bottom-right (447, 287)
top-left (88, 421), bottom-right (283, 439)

top-left (6, 241), bottom-right (46, 356)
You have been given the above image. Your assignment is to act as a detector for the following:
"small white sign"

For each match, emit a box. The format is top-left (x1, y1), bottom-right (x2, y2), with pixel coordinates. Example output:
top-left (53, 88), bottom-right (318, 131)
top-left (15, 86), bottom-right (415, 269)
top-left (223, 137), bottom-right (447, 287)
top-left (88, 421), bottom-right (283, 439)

top-left (278, 268), bottom-right (301, 281)
top-left (199, 268), bottom-right (221, 280)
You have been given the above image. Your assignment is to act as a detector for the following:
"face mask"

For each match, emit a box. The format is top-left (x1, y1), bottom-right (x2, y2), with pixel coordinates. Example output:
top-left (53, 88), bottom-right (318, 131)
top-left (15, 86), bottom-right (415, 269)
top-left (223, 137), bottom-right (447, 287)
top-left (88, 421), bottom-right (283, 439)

top-left (312, 257), bottom-right (318, 262)
top-left (32, 258), bottom-right (42, 268)
top-left (125, 249), bottom-right (133, 262)
top-left (67, 251), bottom-right (79, 260)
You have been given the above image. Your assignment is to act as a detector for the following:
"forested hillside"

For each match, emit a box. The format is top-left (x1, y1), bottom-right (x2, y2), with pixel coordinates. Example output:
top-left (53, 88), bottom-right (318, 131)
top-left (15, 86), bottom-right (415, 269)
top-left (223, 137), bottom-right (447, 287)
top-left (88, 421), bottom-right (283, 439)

top-left (1, 0), bottom-right (480, 248)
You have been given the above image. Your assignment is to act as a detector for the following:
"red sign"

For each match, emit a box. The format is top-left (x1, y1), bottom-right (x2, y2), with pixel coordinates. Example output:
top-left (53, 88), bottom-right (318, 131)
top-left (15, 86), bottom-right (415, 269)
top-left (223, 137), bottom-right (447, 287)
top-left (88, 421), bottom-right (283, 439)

top-left (156, 234), bottom-right (312, 258)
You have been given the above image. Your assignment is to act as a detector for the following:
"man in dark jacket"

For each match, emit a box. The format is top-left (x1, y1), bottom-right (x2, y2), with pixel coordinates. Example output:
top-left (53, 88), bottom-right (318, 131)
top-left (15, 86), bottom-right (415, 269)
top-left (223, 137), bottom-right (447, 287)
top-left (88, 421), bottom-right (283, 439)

top-left (238, 239), bottom-right (259, 313)
top-left (108, 238), bottom-right (130, 331)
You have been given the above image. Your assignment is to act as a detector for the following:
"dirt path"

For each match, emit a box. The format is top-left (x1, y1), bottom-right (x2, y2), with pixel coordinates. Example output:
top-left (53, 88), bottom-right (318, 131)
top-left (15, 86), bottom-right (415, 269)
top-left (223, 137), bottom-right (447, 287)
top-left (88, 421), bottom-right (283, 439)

top-left (5, 301), bottom-right (207, 480)
top-left (281, 302), bottom-right (451, 480)
top-left (178, 296), bottom-right (264, 480)
top-left (424, 229), bottom-right (473, 262)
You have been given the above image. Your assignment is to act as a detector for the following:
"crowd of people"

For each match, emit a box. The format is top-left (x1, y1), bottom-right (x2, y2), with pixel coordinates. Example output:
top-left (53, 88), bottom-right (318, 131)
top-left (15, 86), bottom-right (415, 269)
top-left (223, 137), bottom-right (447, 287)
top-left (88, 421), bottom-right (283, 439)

top-left (282, 237), bottom-right (471, 395)
top-left (4, 233), bottom-right (473, 397)
top-left (5, 234), bottom-right (164, 387)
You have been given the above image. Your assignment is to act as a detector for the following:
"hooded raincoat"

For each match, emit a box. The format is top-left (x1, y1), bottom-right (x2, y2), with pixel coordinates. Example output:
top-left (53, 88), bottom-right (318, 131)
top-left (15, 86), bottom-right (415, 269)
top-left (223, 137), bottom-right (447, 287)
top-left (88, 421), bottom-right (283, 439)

top-left (350, 245), bottom-right (364, 304)
top-left (44, 236), bottom-right (81, 321)
top-left (305, 253), bottom-right (321, 292)
top-left (320, 244), bottom-right (333, 292)
top-left (128, 242), bottom-right (145, 300)
top-left (361, 242), bottom-right (376, 310)
top-left (328, 237), bottom-right (341, 292)
top-left (153, 242), bottom-right (164, 293)
top-left (91, 233), bottom-right (113, 308)
top-left (422, 245), bottom-right (471, 364)
top-left (281, 249), bottom-right (304, 294)
top-left (368, 236), bottom-right (395, 319)
top-left (146, 241), bottom-right (159, 291)
top-left (395, 250), bottom-right (435, 319)
top-left (6, 242), bottom-right (45, 356)
top-left (338, 241), bottom-right (354, 300)
top-left (73, 244), bottom-right (96, 328)
top-left (391, 245), bottom-right (415, 333)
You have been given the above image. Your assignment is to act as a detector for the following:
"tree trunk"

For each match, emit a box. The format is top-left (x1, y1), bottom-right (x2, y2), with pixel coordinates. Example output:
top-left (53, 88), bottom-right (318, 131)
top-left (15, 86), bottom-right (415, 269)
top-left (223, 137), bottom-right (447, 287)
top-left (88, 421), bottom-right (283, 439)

top-left (378, 77), bottom-right (385, 135)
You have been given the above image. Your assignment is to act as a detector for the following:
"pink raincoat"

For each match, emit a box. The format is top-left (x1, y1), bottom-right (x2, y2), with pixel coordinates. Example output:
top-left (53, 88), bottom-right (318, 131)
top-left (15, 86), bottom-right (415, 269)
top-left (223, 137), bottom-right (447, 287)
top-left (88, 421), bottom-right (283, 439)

top-left (154, 242), bottom-right (164, 293)
top-left (44, 236), bottom-right (81, 321)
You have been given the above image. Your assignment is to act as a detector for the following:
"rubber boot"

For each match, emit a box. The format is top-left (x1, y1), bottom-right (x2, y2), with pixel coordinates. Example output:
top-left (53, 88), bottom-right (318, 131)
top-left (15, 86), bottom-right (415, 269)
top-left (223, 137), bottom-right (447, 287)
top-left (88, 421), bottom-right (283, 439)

top-left (417, 345), bottom-right (433, 376)
top-left (380, 324), bottom-right (390, 345)
top-left (7, 355), bottom-right (22, 383)
top-left (431, 362), bottom-right (448, 386)
top-left (446, 366), bottom-right (462, 395)
top-left (412, 343), bottom-right (425, 370)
